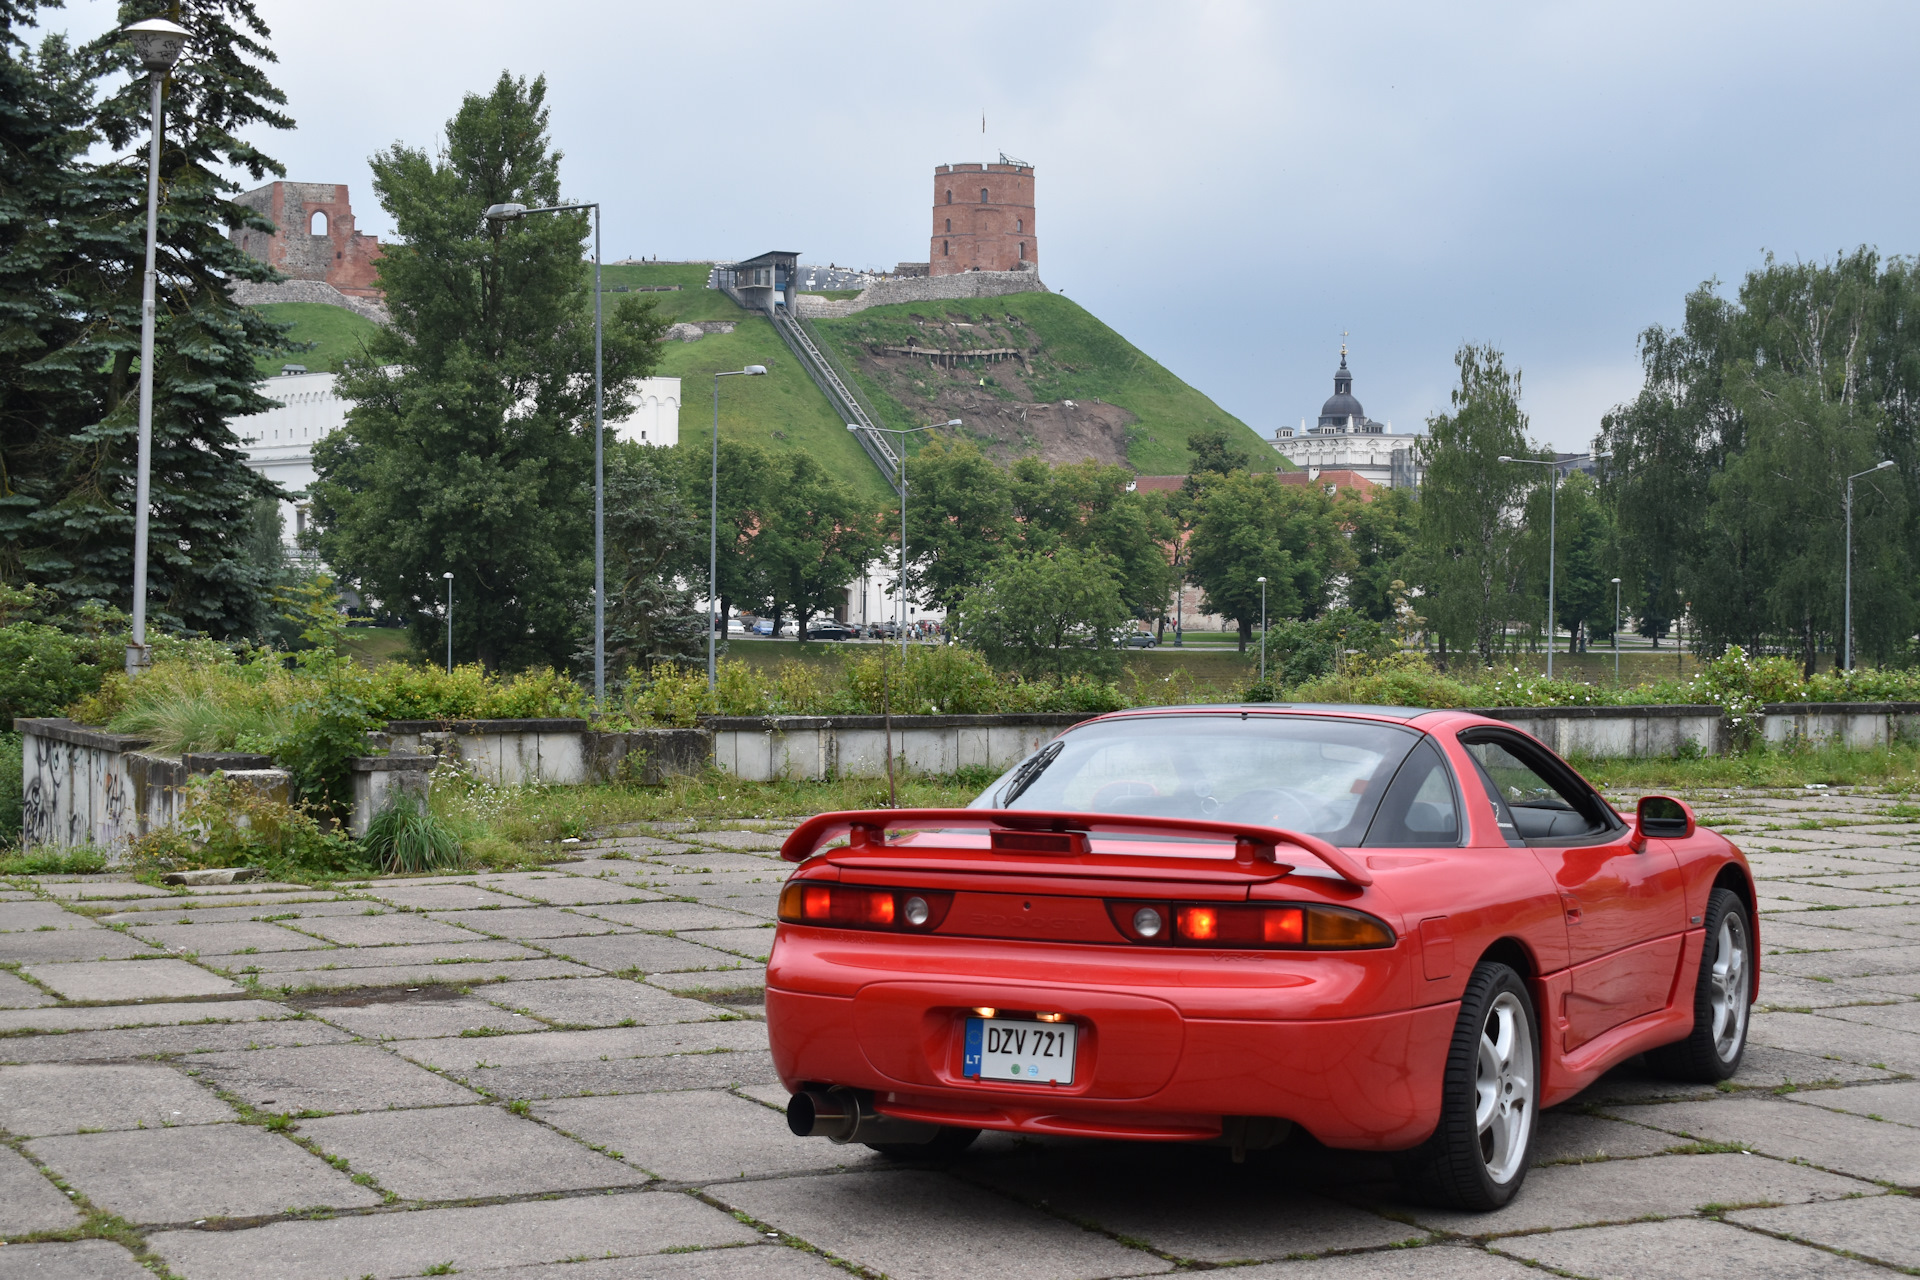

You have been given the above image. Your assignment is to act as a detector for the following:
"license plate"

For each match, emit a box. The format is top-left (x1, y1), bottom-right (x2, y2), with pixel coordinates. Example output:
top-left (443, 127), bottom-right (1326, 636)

top-left (963, 1017), bottom-right (1077, 1084)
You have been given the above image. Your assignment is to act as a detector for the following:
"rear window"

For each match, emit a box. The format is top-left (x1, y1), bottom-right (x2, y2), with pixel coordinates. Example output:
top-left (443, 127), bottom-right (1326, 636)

top-left (969, 714), bottom-right (1425, 846)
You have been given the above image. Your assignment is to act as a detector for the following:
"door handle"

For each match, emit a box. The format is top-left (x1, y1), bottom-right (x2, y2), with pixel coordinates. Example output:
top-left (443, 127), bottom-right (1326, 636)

top-left (1565, 906), bottom-right (1582, 925)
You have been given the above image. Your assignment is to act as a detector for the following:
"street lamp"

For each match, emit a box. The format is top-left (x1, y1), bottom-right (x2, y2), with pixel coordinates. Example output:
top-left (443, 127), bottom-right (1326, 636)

top-left (1256, 576), bottom-right (1268, 683)
top-left (1498, 452), bottom-right (1605, 679)
top-left (442, 572), bottom-right (454, 674)
top-left (122, 17), bottom-right (190, 677)
top-left (482, 199), bottom-right (606, 706)
top-left (709, 366), bottom-right (768, 688)
top-left (1844, 459), bottom-right (1896, 671)
top-left (850, 418), bottom-right (961, 658)
top-left (1610, 577), bottom-right (1622, 685)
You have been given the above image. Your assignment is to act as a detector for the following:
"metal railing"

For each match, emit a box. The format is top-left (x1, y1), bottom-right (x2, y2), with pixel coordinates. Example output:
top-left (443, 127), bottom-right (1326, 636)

top-left (770, 309), bottom-right (901, 490)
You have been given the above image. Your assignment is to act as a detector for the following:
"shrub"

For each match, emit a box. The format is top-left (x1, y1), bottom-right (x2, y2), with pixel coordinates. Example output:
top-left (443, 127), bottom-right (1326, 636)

top-left (0, 732), bottom-right (20, 848)
top-left (126, 773), bottom-right (371, 880)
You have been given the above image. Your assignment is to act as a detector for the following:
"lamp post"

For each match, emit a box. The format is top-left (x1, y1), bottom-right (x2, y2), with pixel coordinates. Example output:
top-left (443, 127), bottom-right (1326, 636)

top-left (482, 200), bottom-right (606, 706)
top-left (1498, 452), bottom-right (1604, 679)
top-left (443, 572), bottom-right (454, 674)
top-left (850, 419), bottom-right (961, 659)
top-left (1610, 576), bottom-right (1622, 685)
top-left (122, 17), bottom-right (190, 677)
top-left (709, 366), bottom-right (768, 688)
top-left (1844, 459), bottom-right (1896, 671)
top-left (1257, 576), bottom-right (1268, 683)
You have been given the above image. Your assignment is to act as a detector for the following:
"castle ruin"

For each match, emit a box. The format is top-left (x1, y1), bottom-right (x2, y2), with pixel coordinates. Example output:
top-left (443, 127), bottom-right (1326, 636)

top-left (230, 181), bottom-right (385, 298)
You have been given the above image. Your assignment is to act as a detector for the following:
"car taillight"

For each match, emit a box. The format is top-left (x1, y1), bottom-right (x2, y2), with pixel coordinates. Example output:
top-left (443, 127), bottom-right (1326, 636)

top-left (1110, 901), bottom-right (1392, 949)
top-left (778, 883), bottom-right (953, 931)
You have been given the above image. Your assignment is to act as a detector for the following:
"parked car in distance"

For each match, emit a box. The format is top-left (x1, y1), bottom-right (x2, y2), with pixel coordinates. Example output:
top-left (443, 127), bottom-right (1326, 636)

top-left (767, 704), bottom-right (1757, 1212)
top-left (807, 621), bottom-right (854, 641)
top-left (1124, 631), bottom-right (1159, 648)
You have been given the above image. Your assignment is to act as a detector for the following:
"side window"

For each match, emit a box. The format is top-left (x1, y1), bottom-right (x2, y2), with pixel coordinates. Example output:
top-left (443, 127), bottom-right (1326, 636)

top-left (1462, 735), bottom-right (1612, 843)
top-left (1363, 739), bottom-right (1460, 847)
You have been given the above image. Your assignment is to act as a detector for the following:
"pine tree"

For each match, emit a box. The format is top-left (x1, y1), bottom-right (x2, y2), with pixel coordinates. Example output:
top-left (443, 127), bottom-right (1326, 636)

top-left (1, 1), bottom-right (294, 636)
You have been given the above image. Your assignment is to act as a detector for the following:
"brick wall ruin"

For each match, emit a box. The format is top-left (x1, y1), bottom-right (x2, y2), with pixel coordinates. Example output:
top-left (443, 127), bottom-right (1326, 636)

top-left (231, 181), bottom-right (385, 298)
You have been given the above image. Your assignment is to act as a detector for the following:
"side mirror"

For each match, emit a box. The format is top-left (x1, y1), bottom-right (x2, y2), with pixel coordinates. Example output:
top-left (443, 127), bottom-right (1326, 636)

top-left (1636, 794), bottom-right (1695, 841)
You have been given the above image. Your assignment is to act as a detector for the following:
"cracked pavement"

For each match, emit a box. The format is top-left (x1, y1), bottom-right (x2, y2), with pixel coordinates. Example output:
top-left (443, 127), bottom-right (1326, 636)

top-left (3, 791), bottom-right (1920, 1278)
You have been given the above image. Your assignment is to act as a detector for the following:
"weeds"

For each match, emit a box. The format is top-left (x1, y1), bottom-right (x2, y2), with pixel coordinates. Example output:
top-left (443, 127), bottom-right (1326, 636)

top-left (360, 791), bottom-right (463, 875)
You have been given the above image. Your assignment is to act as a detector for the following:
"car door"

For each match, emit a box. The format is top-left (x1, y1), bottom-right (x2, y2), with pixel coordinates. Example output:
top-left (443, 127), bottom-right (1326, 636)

top-left (1460, 731), bottom-right (1688, 1050)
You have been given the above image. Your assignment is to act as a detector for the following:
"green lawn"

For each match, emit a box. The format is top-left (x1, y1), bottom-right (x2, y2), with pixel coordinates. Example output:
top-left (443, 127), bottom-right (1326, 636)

top-left (810, 291), bottom-right (1278, 476)
top-left (254, 302), bottom-right (383, 374)
top-left (340, 626), bottom-right (412, 666)
top-left (650, 317), bottom-right (894, 505)
top-left (594, 262), bottom-right (744, 322)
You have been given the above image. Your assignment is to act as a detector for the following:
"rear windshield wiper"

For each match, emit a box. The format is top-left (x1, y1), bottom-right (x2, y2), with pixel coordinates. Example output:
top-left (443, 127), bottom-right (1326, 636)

top-left (997, 742), bottom-right (1063, 807)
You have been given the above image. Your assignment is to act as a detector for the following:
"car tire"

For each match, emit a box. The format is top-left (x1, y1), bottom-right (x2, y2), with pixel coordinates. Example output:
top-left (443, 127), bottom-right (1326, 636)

top-left (1647, 887), bottom-right (1752, 1082)
top-left (865, 1126), bottom-right (980, 1159)
top-left (1395, 961), bottom-right (1539, 1211)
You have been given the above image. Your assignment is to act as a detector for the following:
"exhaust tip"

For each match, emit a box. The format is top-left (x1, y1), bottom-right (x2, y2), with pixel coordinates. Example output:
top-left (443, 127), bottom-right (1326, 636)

top-left (788, 1089), bottom-right (853, 1140)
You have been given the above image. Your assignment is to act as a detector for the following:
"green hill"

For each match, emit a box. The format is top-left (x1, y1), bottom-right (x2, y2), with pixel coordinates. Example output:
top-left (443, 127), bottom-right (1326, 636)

top-left (253, 302), bottom-right (382, 375)
top-left (807, 291), bottom-right (1279, 475)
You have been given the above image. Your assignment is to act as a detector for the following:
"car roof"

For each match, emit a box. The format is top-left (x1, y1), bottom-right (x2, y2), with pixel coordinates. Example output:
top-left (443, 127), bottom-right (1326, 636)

top-left (1096, 703), bottom-right (1437, 723)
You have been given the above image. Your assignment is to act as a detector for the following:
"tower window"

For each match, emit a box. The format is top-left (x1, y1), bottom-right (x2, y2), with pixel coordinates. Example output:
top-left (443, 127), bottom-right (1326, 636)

top-left (946, 189), bottom-right (953, 204)
top-left (945, 218), bottom-right (951, 232)
top-left (1016, 218), bottom-right (1023, 232)
top-left (943, 240), bottom-right (949, 256)
top-left (1019, 242), bottom-right (1025, 259)
top-left (310, 210), bottom-right (328, 235)
top-left (981, 188), bottom-right (989, 203)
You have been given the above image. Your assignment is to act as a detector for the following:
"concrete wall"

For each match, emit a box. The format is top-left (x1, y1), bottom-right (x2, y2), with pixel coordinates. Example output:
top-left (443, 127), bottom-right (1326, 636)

top-left (705, 713), bottom-right (1097, 782)
top-left (1477, 706), bottom-right (1729, 758)
top-left (383, 722), bottom-right (711, 787)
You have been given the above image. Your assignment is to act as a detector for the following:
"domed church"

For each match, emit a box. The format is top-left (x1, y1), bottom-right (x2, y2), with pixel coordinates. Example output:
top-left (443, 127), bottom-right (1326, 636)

top-left (1272, 343), bottom-right (1423, 489)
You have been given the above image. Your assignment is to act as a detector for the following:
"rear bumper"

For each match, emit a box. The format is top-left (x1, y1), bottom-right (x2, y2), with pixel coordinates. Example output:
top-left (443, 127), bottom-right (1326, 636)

top-left (767, 982), bottom-right (1456, 1151)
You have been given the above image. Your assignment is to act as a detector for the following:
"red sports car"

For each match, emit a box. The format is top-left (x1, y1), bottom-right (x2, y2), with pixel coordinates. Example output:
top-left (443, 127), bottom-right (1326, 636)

top-left (766, 705), bottom-right (1756, 1209)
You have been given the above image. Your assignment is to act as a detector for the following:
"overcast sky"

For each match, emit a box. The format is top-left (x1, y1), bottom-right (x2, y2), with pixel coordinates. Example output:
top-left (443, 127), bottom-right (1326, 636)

top-left (43, 0), bottom-right (1920, 450)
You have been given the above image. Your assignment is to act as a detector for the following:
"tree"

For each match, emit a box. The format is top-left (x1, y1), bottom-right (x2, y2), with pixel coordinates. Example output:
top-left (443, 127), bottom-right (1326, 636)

top-left (599, 442), bottom-right (704, 673)
top-left (1414, 345), bottom-right (1534, 667)
top-left (757, 453), bottom-right (885, 638)
top-left (1007, 457), bottom-right (1174, 622)
top-left (1184, 472), bottom-right (1345, 650)
top-left (952, 548), bottom-right (1130, 680)
top-left (1337, 486), bottom-right (1418, 624)
top-left (899, 437), bottom-right (1014, 611)
top-left (311, 73), bottom-right (666, 670)
top-left (2, 1), bottom-right (294, 636)
top-left (1184, 426), bottom-right (1253, 480)
top-left (672, 437), bottom-right (778, 630)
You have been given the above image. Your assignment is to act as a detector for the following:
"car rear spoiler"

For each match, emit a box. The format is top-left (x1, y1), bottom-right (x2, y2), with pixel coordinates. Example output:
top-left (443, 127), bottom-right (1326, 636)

top-left (778, 809), bottom-right (1373, 888)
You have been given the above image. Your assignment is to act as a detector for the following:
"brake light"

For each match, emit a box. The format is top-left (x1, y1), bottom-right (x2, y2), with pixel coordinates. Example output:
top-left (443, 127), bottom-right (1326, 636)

top-left (1110, 901), bottom-right (1391, 949)
top-left (778, 882), bottom-right (953, 931)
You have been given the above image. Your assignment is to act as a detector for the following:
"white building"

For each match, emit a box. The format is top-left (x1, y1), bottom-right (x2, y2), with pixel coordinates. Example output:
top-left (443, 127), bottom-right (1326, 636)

top-left (1272, 347), bottom-right (1423, 488)
top-left (235, 371), bottom-right (683, 553)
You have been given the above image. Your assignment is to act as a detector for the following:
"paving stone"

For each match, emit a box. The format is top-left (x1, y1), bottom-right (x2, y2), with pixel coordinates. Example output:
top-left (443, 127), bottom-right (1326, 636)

top-left (642, 852), bottom-right (788, 874)
top-left (365, 883), bottom-right (531, 911)
top-left (480, 975), bottom-right (723, 1026)
top-left (0, 1063), bottom-right (236, 1134)
top-left (736, 1081), bottom-right (791, 1111)
top-left (1854, 969), bottom-right (1920, 996)
top-left (0, 997), bottom-right (294, 1034)
top-left (0, 1018), bottom-right (356, 1063)
top-left (103, 891), bottom-right (349, 913)
top-left (146, 1189), bottom-right (758, 1280)
top-left (1731, 1195), bottom-right (1920, 1270)
top-left (0, 929), bottom-right (164, 963)
top-left (100, 899), bottom-right (374, 924)
top-left (33, 880), bottom-right (169, 900)
top-left (21, 959), bottom-right (239, 1001)
top-left (184, 1043), bottom-right (481, 1114)
top-left (470, 1050), bottom-right (780, 1100)
top-left (425, 905), bottom-right (637, 939)
top-left (474, 1247), bottom-right (847, 1280)
top-left (714, 1169), bottom-right (1171, 1279)
top-left (0, 1239), bottom-right (150, 1279)
top-left (1195, 1244), bottom-right (1534, 1278)
top-left (1820, 999), bottom-right (1920, 1033)
top-left (1613, 1095), bottom-right (1920, 1183)
top-left (499, 878), bottom-right (666, 906)
top-left (297, 1105), bottom-right (650, 1199)
top-left (668, 885), bottom-right (782, 919)
top-left (648, 966), bottom-right (766, 994)
top-left (28, 1124), bottom-right (380, 1222)
top-left (210, 938), bottom-right (540, 972)
top-left (1759, 972), bottom-right (1892, 1009)
top-left (0, 901), bottom-right (92, 931)
top-left (970, 1140), bottom-right (1423, 1263)
top-left (538, 1090), bottom-right (858, 1181)
top-left (254, 958), bottom-right (598, 992)
top-left (0, 969), bottom-right (55, 1008)
top-left (691, 927), bottom-right (778, 960)
top-left (1492, 1216), bottom-right (1884, 1279)
top-left (1403, 1152), bottom-right (1871, 1236)
top-left (119, 919), bottom-right (329, 954)
top-left (1760, 919), bottom-right (1916, 951)
top-left (1764, 944), bottom-right (1920, 979)
top-left (679, 831), bottom-right (787, 852)
top-left (305, 993), bottom-right (531, 1039)
top-left (294, 913), bottom-right (490, 947)
top-left (393, 1020), bottom-right (765, 1071)
top-left (0, 1141), bottom-right (82, 1234)
top-left (584, 902), bottom-right (767, 931)
top-left (1762, 883), bottom-right (1902, 908)
top-left (1529, 1111), bottom-right (1680, 1165)
top-left (1784, 1079), bottom-right (1920, 1127)
top-left (1748, 1008), bottom-right (1920, 1071)
top-left (540, 932), bottom-right (752, 974)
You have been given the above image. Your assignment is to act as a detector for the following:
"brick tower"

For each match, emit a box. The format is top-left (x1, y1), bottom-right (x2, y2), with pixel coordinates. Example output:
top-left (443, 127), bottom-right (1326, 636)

top-left (930, 160), bottom-right (1035, 276)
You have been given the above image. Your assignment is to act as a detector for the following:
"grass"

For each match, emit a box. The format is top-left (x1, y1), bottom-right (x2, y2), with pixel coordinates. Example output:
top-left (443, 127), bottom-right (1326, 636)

top-left (1574, 741), bottom-right (1920, 792)
top-left (650, 315), bottom-right (894, 505)
top-left (340, 626), bottom-right (411, 666)
top-left (810, 290), bottom-right (1274, 476)
top-left (254, 302), bottom-right (383, 374)
top-left (361, 792), bottom-right (463, 874)
top-left (595, 262), bottom-right (745, 322)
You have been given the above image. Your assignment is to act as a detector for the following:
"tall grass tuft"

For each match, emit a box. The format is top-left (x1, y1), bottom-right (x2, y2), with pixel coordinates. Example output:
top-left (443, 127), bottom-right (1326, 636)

top-left (362, 790), bottom-right (464, 875)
